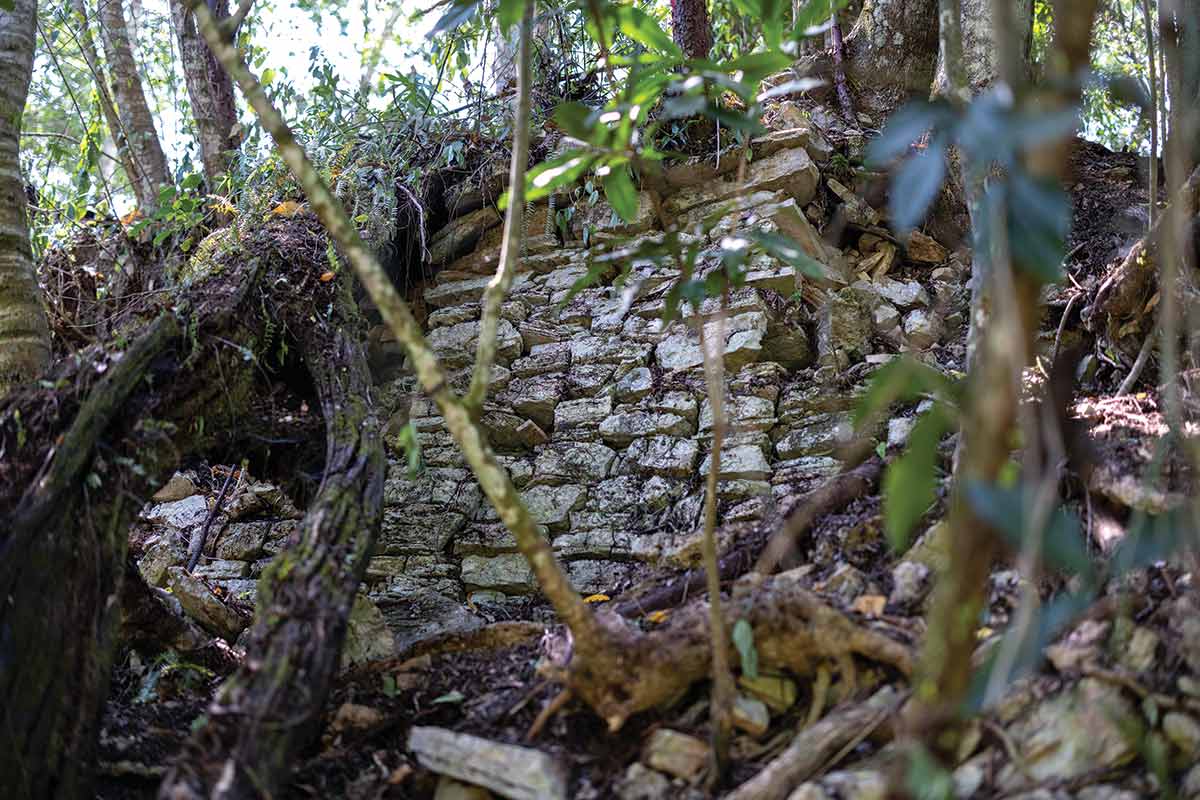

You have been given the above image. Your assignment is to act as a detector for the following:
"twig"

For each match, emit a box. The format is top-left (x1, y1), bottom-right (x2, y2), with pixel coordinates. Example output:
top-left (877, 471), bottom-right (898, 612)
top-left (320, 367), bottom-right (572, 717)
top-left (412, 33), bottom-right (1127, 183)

top-left (1116, 332), bottom-right (1155, 396)
top-left (186, 465), bottom-right (237, 571)
top-left (224, 0), bottom-right (255, 34)
top-left (1051, 292), bottom-right (1079, 365)
top-left (829, 12), bottom-right (854, 120)
top-left (526, 689), bottom-right (571, 740)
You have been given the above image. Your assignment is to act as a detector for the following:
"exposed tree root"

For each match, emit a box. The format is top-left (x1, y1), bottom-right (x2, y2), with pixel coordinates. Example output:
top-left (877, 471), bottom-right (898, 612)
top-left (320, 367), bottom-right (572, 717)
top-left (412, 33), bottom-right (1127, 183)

top-left (161, 278), bottom-right (386, 799)
top-left (1086, 166), bottom-right (1200, 349)
top-left (541, 573), bottom-right (914, 733)
top-left (725, 686), bottom-right (904, 800)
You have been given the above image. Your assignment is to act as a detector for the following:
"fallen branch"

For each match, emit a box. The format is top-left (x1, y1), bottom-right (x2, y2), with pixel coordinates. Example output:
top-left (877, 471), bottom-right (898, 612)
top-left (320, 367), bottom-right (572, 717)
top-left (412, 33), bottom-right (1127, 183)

top-left (725, 686), bottom-right (904, 800)
top-left (755, 455), bottom-right (884, 575)
top-left (613, 457), bottom-right (883, 619)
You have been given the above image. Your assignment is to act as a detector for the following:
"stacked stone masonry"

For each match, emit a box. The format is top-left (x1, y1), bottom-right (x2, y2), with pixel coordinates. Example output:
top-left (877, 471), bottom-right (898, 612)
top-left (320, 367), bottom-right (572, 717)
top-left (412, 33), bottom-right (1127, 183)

top-left (365, 117), bottom-right (968, 650)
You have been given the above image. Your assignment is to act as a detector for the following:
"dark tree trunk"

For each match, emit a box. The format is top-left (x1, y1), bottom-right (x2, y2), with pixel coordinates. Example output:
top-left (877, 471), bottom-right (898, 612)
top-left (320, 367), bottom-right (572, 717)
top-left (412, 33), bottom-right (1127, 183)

top-left (170, 0), bottom-right (240, 187)
top-left (1162, 2), bottom-right (1200, 185)
top-left (671, 0), bottom-right (713, 60)
top-left (0, 219), bottom-right (383, 800)
top-left (0, 274), bottom-right (258, 800)
top-left (160, 280), bottom-right (385, 799)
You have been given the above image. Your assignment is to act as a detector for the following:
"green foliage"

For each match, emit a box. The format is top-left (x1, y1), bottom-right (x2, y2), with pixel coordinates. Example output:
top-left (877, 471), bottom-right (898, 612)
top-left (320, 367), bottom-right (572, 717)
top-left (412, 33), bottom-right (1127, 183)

top-left (869, 92), bottom-right (1075, 283)
top-left (882, 405), bottom-right (954, 551)
top-left (732, 618), bottom-right (759, 679)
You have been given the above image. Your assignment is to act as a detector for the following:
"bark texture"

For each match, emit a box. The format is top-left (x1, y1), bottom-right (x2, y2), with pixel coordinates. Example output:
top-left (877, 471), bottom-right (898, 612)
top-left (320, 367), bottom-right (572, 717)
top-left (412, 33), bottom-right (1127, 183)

top-left (844, 0), bottom-right (940, 96)
top-left (97, 0), bottom-right (171, 212)
top-left (0, 0), bottom-right (50, 397)
top-left (161, 267), bottom-right (385, 799)
top-left (671, 0), bottom-right (713, 60)
top-left (0, 250), bottom-right (262, 799)
top-left (932, 0), bottom-right (1033, 96)
top-left (170, 0), bottom-right (240, 186)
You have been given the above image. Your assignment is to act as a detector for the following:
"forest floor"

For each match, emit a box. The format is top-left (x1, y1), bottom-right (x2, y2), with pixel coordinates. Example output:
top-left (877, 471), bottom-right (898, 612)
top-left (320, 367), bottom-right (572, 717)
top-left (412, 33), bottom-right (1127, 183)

top-left (88, 119), bottom-right (1200, 800)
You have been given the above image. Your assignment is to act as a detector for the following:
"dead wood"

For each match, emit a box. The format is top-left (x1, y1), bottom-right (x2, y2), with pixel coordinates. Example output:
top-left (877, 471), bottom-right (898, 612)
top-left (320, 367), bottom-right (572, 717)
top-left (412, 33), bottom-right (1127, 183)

top-left (160, 273), bottom-right (386, 799)
top-left (542, 572), bottom-right (914, 733)
top-left (612, 456), bottom-right (883, 619)
top-left (0, 252), bottom-right (262, 800)
top-left (725, 686), bottom-right (905, 800)
top-left (1087, 165), bottom-right (1200, 347)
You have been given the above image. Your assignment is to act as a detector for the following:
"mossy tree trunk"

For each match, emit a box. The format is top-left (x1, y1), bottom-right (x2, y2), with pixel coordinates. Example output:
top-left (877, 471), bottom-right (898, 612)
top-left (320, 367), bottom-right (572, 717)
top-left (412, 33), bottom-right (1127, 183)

top-left (0, 0), bottom-right (51, 398)
top-left (160, 278), bottom-right (386, 799)
top-left (0, 219), bottom-right (380, 800)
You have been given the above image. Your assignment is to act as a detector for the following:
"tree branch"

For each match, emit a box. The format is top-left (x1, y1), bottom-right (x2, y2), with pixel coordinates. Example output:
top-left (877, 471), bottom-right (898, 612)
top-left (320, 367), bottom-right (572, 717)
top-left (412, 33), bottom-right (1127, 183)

top-left (224, 0), bottom-right (255, 35)
top-left (465, 4), bottom-right (533, 413)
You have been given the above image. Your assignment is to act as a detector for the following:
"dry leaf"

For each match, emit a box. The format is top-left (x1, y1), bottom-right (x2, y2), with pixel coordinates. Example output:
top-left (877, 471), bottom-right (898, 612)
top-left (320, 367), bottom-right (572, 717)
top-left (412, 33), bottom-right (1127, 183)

top-left (319, 271), bottom-right (335, 282)
top-left (584, 593), bottom-right (610, 604)
top-left (646, 609), bottom-right (671, 624)
top-left (270, 200), bottom-right (304, 218)
top-left (852, 594), bottom-right (886, 617)
top-left (120, 209), bottom-right (142, 226)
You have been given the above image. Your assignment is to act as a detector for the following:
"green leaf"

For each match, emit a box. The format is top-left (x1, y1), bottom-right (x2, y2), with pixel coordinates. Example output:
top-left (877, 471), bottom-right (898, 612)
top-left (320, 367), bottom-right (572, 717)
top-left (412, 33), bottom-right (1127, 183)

top-left (554, 101), bottom-right (598, 142)
top-left (497, 0), bottom-right (526, 33)
top-left (790, 0), bottom-right (849, 37)
top-left (614, 5), bottom-right (681, 58)
top-left (0, 0), bottom-right (14, 11)
top-left (432, 690), bottom-right (465, 705)
top-left (853, 357), bottom-right (959, 428)
top-left (523, 149), bottom-right (596, 204)
top-left (746, 230), bottom-right (828, 280)
top-left (732, 619), bottom-right (759, 679)
top-left (883, 408), bottom-right (951, 551)
top-left (888, 141), bottom-right (947, 233)
top-left (964, 589), bottom-right (1094, 713)
top-left (430, 0), bottom-right (479, 36)
top-left (723, 50), bottom-right (794, 87)
top-left (866, 102), bottom-right (953, 166)
top-left (963, 481), bottom-right (1092, 579)
top-left (602, 165), bottom-right (638, 223)
top-left (1007, 173), bottom-right (1068, 284)
top-left (1110, 510), bottom-right (1187, 576)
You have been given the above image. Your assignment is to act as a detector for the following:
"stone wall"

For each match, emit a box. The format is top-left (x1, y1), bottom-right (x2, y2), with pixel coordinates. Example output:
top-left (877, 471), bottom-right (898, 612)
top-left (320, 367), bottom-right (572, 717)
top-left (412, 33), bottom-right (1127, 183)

top-left (365, 110), bottom-right (969, 650)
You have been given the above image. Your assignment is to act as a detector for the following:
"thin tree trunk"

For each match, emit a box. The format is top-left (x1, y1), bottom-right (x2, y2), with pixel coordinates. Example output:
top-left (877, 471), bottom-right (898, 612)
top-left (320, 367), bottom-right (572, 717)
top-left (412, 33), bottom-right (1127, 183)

top-left (70, 0), bottom-right (144, 204)
top-left (908, 0), bottom-right (1099, 767)
top-left (1140, 0), bottom-right (1158, 229)
top-left (170, 0), bottom-right (240, 187)
top-left (97, 0), bottom-right (171, 213)
top-left (670, 0), bottom-right (713, 60)
top-left (466, 2), bottom-right (532, 412)
top-left (0, 0), bottom-right (51, 397)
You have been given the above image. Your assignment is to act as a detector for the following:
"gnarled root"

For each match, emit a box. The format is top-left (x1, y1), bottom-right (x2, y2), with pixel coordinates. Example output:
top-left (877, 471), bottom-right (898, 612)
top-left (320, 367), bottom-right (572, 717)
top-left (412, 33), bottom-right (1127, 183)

top-left (540, 574), bottom-right (914, 732)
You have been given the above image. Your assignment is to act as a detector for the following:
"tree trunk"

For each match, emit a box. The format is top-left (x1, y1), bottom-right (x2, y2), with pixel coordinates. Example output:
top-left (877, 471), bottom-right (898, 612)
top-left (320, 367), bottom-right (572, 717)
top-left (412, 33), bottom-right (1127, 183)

top-left (1162, 1), bottom-right (1200, 185)
top-left (160, 279), bottom-right (385, 800)
top-left (671, 0), bottom-right (713, 60)
top-left (932, 0), bottom-right (1033, 97)
top-left (97, 0), bottom-right (171, 214)
top-left (844, 0), bottom-right (940, 101)
top-left (0, 244), bottom-right (263, 799)
top-left (0, 0), bottom-right (51, 398)
top-left (170, 0), bottom-right (240, 187)
top-left (71, 0), bottom-right (145, 209)
top-left (0, 219), bottom-right (376, 799)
